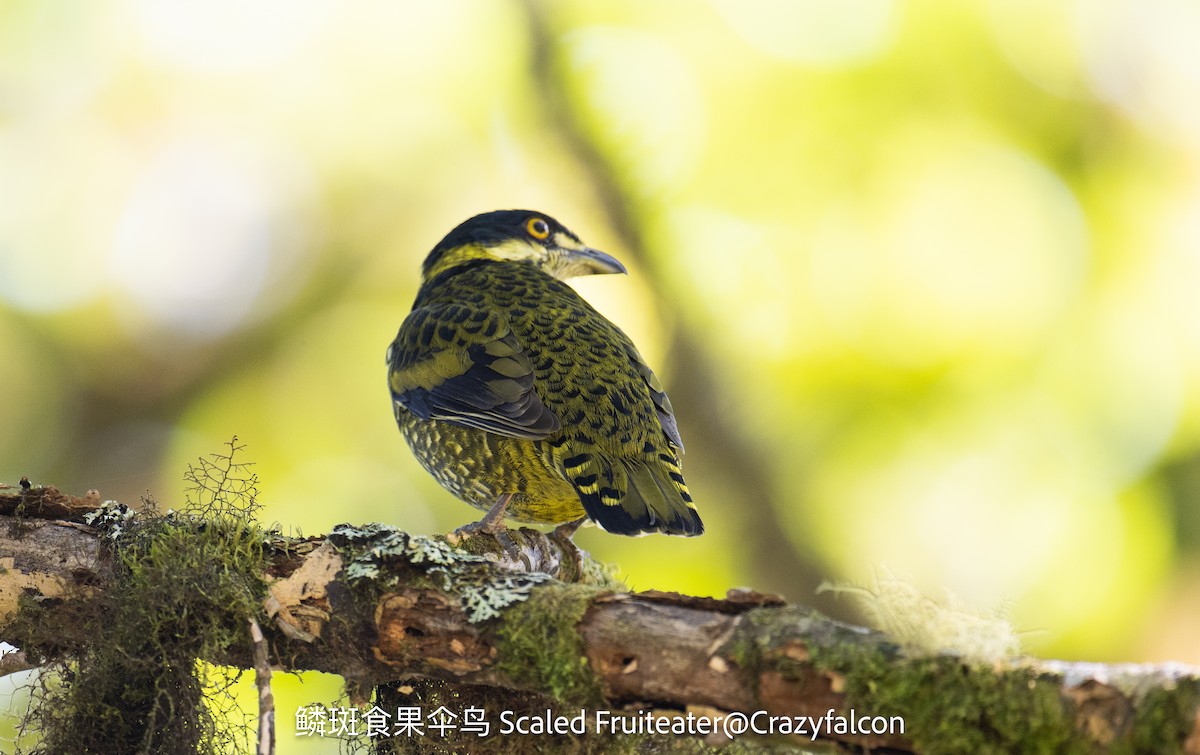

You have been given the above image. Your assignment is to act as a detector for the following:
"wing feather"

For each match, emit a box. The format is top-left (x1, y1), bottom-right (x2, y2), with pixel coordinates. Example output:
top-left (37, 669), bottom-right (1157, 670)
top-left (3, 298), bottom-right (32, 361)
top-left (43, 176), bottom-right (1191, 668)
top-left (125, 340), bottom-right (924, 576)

top-left (621, 342), bottom-right (684, 453)
top-left (387, 304), bottom-right (559, 439)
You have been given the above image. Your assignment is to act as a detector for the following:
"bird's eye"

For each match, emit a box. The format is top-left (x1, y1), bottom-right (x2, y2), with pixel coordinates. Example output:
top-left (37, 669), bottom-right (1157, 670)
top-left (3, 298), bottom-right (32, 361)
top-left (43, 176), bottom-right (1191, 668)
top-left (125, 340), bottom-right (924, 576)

top-left (526, 217), bottom-right (551, 240)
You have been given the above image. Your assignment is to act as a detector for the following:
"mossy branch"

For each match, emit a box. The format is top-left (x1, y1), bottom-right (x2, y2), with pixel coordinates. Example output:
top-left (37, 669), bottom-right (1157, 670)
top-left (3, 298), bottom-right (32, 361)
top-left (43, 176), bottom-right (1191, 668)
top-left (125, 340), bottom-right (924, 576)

top-left (3, 485), bottom-right (1200, 754)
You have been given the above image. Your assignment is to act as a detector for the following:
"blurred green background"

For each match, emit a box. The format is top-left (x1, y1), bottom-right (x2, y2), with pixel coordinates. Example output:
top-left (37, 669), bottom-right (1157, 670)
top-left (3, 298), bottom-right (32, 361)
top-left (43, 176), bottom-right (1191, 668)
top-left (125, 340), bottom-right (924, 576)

top-left (3, 0), bottom-right (1200, 743)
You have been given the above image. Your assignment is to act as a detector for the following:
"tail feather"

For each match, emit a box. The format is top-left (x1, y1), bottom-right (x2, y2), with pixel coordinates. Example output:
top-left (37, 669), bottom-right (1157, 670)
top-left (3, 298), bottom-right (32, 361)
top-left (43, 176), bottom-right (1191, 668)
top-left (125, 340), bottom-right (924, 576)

top-left (575, 457), bottom-right (703, 537)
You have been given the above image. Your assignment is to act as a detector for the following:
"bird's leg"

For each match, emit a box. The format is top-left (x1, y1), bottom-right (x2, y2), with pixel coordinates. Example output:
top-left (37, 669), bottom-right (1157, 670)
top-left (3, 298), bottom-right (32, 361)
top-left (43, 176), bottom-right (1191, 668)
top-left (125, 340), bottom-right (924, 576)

top-left (549, 517), bottom-right (589, 581)
top-left (453, 493), bottom-right (518, 554)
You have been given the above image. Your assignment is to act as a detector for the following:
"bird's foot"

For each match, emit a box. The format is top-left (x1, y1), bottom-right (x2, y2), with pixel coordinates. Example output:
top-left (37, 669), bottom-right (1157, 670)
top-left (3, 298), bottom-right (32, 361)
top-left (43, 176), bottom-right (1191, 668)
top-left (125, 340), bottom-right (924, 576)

top-left (450, 519), bottom-right (519, 557)
top-left (550, 517), bottom-right (589, 582)
top-left (447, 493), bottom-right (519, 555)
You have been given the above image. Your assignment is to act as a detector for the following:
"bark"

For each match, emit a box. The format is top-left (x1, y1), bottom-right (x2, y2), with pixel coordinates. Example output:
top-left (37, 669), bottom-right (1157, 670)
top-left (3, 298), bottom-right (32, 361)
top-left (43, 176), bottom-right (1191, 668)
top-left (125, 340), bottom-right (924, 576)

top-left (3, 484), bottom-right (1200, 754)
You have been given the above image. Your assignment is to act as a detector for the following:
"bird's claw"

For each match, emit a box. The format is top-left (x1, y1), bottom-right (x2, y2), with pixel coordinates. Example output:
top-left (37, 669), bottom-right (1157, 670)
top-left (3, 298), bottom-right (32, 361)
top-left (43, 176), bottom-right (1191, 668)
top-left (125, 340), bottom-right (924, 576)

top-left (451, 519), bottom-right (519, 557)
top-left (550, 518), bottom-right (588, 581)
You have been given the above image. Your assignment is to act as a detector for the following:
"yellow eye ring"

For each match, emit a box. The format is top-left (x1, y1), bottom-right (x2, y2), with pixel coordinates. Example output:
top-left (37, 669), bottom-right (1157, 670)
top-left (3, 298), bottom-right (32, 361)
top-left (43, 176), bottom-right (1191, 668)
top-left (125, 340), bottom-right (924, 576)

top-left (526, 217), bottom-right (551, 240)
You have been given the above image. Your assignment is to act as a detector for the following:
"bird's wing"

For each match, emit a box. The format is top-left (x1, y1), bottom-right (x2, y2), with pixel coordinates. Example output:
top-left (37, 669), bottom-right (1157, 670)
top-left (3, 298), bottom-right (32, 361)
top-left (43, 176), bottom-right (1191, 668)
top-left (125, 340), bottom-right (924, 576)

top-left (386, 303), bottom-right (560, 439)
top-left (621, 342), bottom-right (684, 453)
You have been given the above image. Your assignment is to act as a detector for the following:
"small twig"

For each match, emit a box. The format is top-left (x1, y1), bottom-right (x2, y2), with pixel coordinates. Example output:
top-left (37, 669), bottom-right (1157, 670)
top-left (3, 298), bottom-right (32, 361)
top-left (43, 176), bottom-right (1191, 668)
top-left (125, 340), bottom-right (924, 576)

top-left (248, 618), bottom-right (274, 755)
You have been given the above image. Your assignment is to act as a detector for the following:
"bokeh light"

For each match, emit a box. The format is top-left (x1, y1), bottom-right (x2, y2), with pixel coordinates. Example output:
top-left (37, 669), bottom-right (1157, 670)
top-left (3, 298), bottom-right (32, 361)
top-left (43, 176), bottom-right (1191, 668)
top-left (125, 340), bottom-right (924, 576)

top-left (110, 133), bottom-right (319, 339)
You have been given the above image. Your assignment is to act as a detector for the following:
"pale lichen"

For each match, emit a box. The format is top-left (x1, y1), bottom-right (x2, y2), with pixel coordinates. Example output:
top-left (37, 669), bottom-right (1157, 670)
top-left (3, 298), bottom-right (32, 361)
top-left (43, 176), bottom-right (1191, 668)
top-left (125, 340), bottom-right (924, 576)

top-left (330, 523), bottom-right (551, 623)
top-left (80, 500), bottom-right (137, 539)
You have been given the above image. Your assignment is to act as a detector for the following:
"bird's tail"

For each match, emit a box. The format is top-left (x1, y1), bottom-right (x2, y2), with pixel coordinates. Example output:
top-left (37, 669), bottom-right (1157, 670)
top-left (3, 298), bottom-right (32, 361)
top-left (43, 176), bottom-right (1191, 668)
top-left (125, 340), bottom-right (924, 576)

top-left (576, 456), bottom-right (703, 537)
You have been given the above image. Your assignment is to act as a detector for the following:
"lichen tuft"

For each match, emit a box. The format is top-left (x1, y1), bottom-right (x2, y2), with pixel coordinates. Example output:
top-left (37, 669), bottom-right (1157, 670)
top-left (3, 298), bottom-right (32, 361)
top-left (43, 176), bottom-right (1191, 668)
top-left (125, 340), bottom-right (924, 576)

top-left (330, 523), bottom-right (553, 623)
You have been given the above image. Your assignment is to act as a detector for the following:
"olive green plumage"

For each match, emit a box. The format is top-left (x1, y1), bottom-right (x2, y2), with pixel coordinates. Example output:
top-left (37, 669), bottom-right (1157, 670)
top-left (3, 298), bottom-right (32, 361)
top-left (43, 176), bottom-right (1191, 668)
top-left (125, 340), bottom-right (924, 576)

top-left (386, 209), bottom-right (702, 537)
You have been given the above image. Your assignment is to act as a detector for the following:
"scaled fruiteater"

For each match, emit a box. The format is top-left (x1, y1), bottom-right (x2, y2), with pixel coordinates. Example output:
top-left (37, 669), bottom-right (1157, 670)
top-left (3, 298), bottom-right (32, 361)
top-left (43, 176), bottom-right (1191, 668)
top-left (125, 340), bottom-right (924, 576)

top-left (386, 209), bottom-right (703, 542)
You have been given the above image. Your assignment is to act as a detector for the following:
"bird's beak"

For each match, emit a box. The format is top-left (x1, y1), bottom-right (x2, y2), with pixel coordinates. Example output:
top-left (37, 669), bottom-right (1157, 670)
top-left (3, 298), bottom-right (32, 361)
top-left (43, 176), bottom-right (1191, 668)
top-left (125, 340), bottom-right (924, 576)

top-left (557, 246), bottom-right (628, 278)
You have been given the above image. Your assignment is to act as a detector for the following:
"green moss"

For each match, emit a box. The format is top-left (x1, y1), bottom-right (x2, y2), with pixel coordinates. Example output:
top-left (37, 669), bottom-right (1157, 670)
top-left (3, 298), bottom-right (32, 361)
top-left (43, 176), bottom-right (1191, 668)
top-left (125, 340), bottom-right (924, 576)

top-left (493, 583), bottom-right (606, 707)
top-left (724, 606), bottom-right (830, 684)
top-left (820, 646), bottom-right (1045, 750)
top-left (806, 626), bottom-right (1200, 753)
top-left (1129, 680), bottom-right (1200, 755)
top-left (799, 618), bottom-right (1079, 754)
top-left (8, 440), bottom-right (270, 755)
top-left (720, 607), bottom-right (1087, 754)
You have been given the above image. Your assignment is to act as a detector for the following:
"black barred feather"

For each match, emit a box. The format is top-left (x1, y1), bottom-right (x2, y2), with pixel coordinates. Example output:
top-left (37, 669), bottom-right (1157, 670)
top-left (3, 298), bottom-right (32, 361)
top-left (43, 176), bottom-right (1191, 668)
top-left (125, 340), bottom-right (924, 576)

top-left (387, 210), bottom-right (702, 537)
top-left (388, 305), bottom-right (560, 439)
top-left (579, 458), bottom-right (702, 536)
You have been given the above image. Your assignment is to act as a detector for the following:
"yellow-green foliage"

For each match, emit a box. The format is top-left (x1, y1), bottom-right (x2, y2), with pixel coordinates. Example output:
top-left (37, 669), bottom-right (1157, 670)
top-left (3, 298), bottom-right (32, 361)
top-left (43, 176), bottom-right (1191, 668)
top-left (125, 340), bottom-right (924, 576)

top-left (8, 442), bottom-right (270, 755)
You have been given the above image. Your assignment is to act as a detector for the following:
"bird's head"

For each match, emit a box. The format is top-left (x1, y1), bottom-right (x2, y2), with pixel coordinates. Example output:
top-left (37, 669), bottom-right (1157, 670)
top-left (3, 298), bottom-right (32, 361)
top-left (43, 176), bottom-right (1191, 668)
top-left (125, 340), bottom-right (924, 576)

top-left (420, 210), bottom-right (626, 283)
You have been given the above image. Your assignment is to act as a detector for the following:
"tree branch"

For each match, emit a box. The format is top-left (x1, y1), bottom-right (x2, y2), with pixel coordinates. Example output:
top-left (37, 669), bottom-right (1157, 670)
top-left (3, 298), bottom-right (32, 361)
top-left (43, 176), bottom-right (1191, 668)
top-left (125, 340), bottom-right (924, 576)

top-left (3, 485), bottom-right (1200, 753)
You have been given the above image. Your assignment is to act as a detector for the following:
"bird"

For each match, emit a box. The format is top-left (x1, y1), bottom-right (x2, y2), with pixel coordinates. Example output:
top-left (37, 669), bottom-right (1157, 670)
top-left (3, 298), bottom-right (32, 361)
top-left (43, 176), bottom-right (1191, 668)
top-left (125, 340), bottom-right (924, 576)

top-left (386, 209), bottom-right (703, 547)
